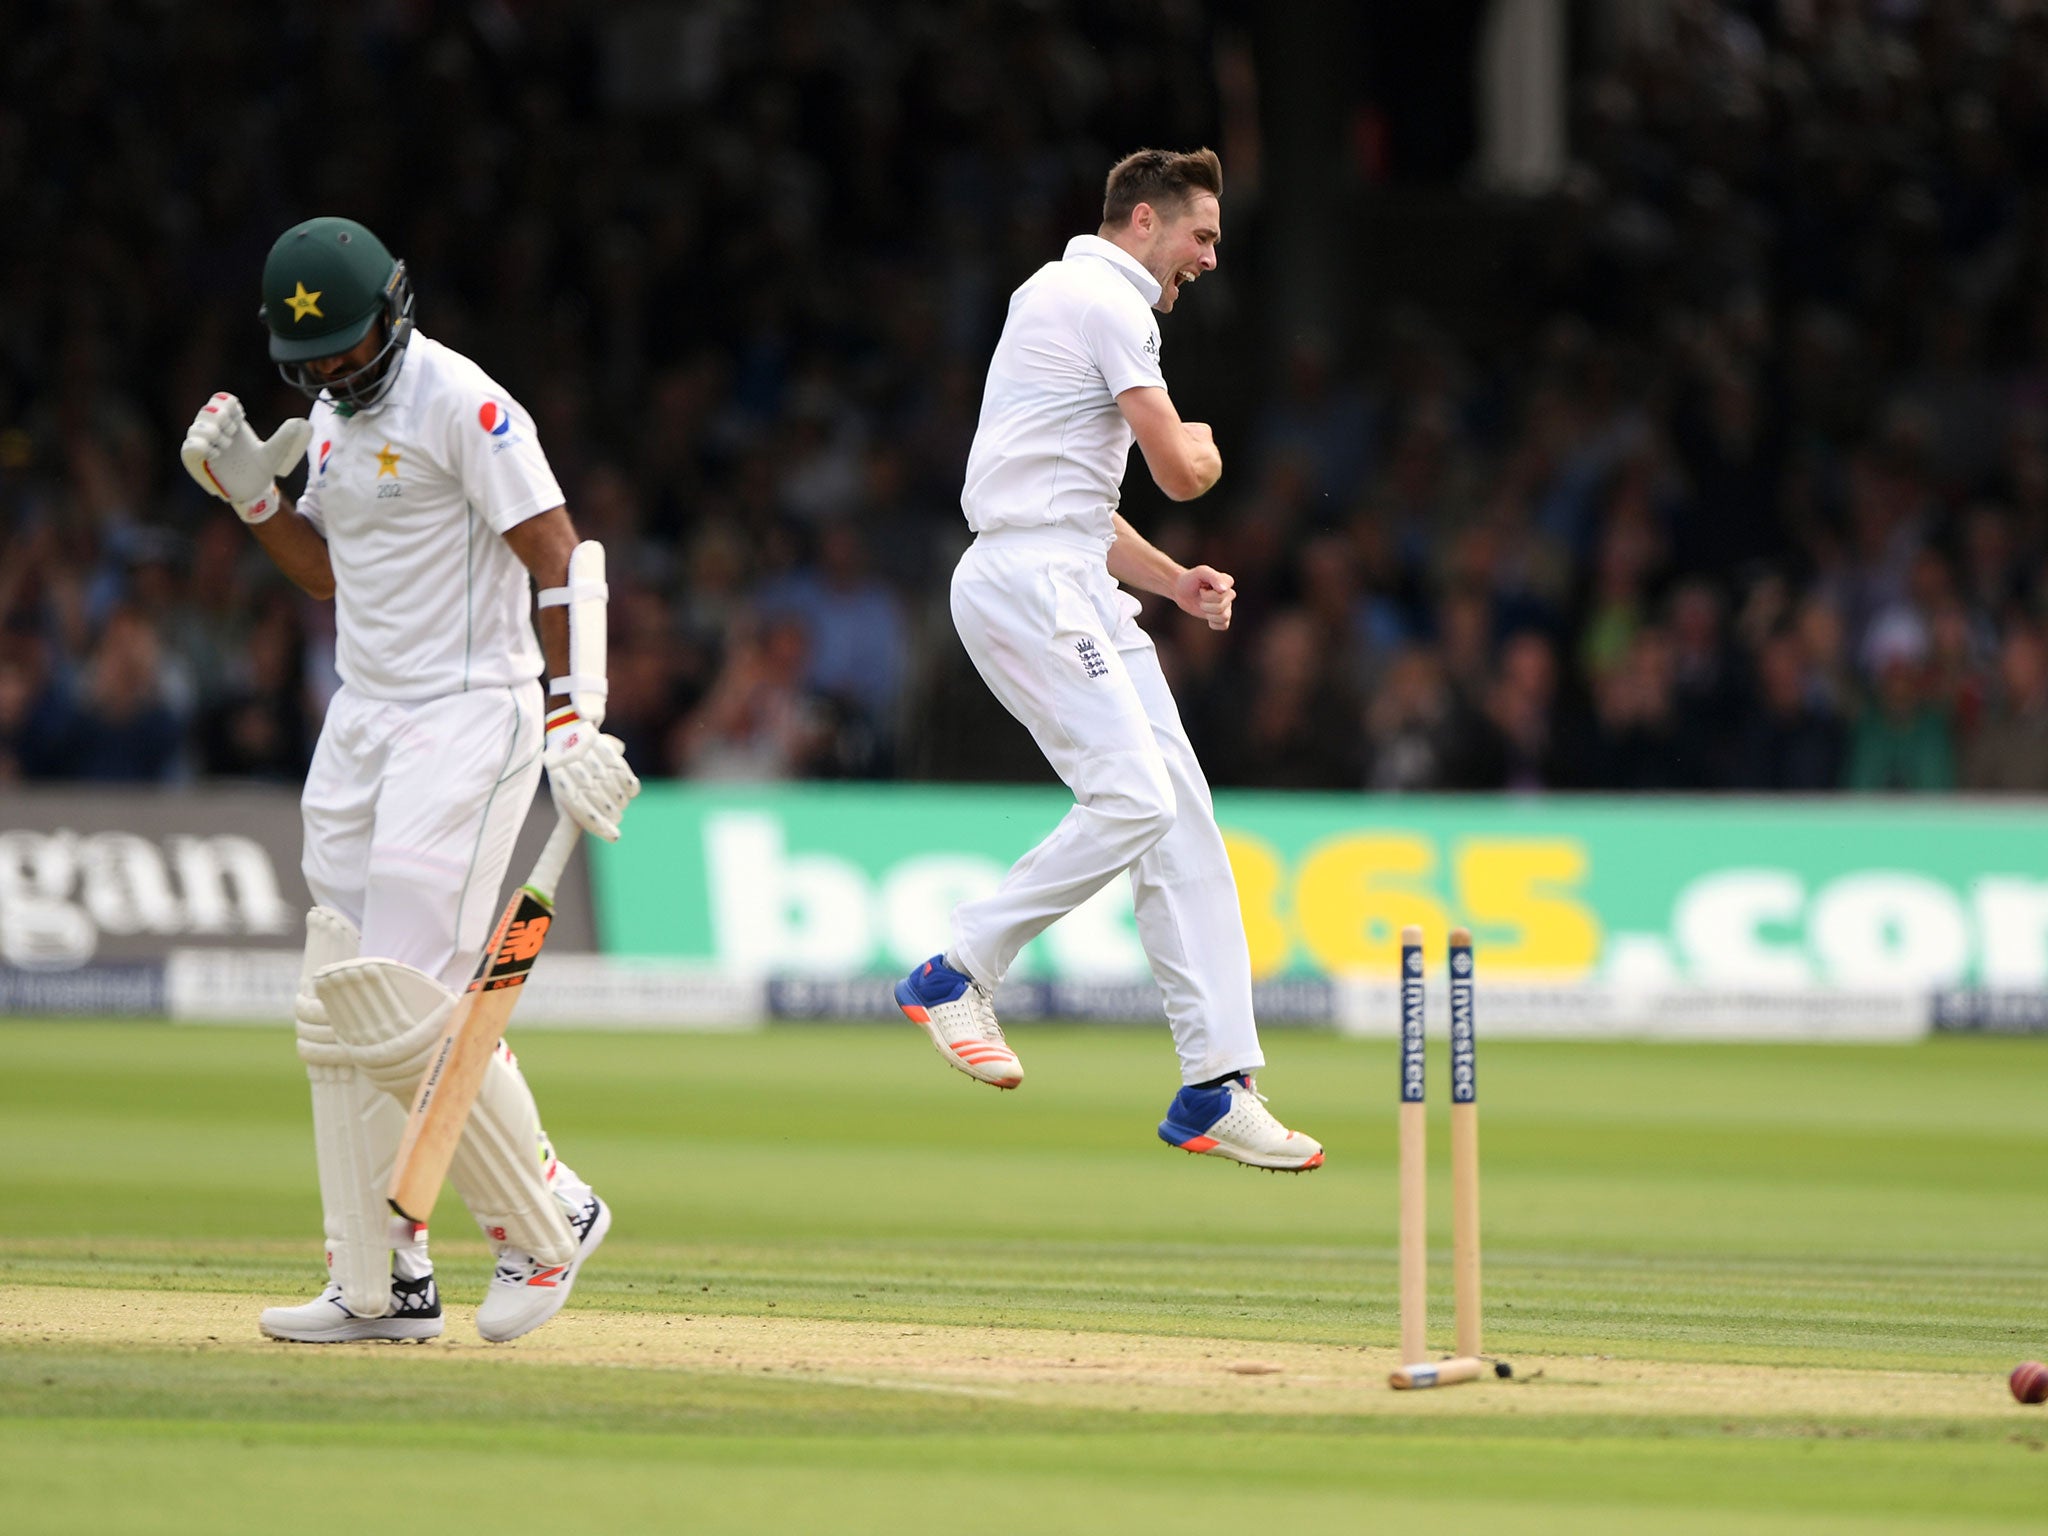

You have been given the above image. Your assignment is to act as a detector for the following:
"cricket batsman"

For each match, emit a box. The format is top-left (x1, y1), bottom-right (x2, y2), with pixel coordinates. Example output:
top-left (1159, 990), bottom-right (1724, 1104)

top-left (894, 150), bottom-right (1323, 1171)
top-left (179, 217), bottom-right (640, 1341)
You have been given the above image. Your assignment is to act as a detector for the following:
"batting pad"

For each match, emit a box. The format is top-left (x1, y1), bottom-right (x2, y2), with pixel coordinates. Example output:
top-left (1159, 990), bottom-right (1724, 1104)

top-left (294, 906), bottom-right (404, 1319)
top-left (315, 958), bottom-right (577, 1267)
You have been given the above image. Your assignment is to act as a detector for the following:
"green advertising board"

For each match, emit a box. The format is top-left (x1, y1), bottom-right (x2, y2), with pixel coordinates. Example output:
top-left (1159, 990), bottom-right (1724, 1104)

top-left (591, 786), bottom-right (2048, 993)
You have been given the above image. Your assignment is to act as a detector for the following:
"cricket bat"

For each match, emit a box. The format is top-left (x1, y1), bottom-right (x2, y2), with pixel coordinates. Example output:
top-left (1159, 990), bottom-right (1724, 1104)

top-left (386, 807), bottom-right (582, 1225)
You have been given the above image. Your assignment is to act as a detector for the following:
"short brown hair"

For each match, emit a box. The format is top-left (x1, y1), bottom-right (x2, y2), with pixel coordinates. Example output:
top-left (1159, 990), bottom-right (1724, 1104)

top-left (1101, 147), bottom-right (1222, 228)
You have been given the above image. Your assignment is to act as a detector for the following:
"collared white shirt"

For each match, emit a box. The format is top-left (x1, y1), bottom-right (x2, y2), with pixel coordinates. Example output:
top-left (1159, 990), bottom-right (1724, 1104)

top-left (960, 234), bottom-right (1168, 541)
top-left (296, 333), bottom-right (561, 701)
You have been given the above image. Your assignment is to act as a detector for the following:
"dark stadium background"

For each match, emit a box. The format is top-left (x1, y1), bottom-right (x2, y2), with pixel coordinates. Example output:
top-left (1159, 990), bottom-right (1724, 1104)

top-left (5, 0), bottom-right (2046, 797)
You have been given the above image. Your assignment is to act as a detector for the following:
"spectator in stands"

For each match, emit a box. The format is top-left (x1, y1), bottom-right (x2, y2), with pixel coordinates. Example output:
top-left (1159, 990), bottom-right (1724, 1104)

top-left (1345, 507), bottom-right (1419, 658)
top-left (195, 598), bottom-right (308, 781)
top-left (1250, 336), bottom-right (1377, 509)
top-left (1476, 475), bottom-right (1572, 640)
top-left (1578, 502), bottom-right (1661, 688)
top-left (1667, 579), bottom-right (1742, 785)
top-left (0, 628), bottom-right (63, 781)
top-left (1207, 610), bottom-right (1363, 791)
top-left (596, 582), bottom-right (695, 779)
top-left (1794, 593), bottom-right (1859, 721)
top-left (52, 608), bottom-right (181, 782)
top-left (674, 614), bottom-right (831, 781)
top-left (1436, 584), bottom-right (1496, 715)
top-left (1294, 532), bottom-right (1374, 690)
top-left (1491, 630), bottom-right (1568, 791)
top-left (6, 2), bottom-right (2048, 798)
top-left (1588, 626), bottom-right (1696, 790)
top-left (1846, 614), bottom-right (1957, 792)
top-left (1673, 362), bottom-right (1782, 577)
top-left (1733, 631), bottom-right (1846, 791)
top-left (160, 519), bottom-right (259, 716)
top-left (1364, 646), bottom-right (1456, 792)
top-left (1962, 621), bottom-right (2048, 792)
top-left (754, 520), bottom-right (908, 773)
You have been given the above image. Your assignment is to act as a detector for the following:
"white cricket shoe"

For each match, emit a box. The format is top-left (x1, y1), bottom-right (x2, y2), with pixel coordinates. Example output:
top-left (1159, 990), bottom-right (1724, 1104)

top-left (1157, 1074), bottom-right (1325, 1171)
top-left (475, 1194), bottom-right (610, 1343)
top-left (259, 1272), bottom-right (443, 1343)
top-left (893, 954), bottom-right (1024, 1089)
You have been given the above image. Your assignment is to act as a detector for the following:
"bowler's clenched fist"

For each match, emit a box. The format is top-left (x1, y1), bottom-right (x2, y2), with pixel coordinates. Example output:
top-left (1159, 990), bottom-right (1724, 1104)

top-left (1174, 564), bottom-right (1235, 631)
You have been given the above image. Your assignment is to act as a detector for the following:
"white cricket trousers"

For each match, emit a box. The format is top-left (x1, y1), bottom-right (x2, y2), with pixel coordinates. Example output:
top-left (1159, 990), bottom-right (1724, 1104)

top-left (948, 524), bottom-right (1264, 1085)
top-left (301, 682), bottom-right (544, 990)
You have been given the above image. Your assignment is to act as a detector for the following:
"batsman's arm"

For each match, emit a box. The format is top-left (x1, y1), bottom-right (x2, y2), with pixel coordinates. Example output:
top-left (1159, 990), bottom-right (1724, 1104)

top-left (502, 506), bottom-right (578, 707)
top-left (247, 495), bottom-right (336, 600)
top-left (505, 508), bottom-right (637, 841)
top-left (179, 394), bottom-right (330, 596)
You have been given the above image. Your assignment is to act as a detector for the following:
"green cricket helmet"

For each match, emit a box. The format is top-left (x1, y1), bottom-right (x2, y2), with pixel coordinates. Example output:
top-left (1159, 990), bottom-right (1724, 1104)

top-left (260, 216), bottom-right (415, 411)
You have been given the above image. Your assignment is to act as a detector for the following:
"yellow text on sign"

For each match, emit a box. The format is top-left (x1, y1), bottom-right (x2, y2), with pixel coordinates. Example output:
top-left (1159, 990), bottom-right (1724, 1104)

top-left (1221, 831), bottom-right (1601, 978)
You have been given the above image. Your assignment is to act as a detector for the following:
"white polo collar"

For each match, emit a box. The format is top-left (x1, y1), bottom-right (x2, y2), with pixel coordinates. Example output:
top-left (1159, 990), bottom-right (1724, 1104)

top-left (1063, 234), bottom-right (1162, 306)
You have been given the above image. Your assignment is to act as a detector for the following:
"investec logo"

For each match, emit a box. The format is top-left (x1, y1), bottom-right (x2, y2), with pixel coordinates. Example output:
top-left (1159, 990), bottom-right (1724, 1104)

top-left (0, 829), bottom-right (291, 969)
top-left (1399, 945), bottom-right (1425, 1103)
top-left (1448, 949), bottom-right (1475, 1104)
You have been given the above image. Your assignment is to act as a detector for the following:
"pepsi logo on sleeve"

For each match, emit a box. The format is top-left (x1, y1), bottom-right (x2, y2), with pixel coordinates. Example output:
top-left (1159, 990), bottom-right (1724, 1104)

top-left (477, 399), bottom-right (524, 451)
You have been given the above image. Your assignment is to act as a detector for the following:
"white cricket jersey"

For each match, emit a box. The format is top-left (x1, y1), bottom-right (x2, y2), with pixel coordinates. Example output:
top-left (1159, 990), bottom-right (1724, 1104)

top-left (961, 234), bottom-right (1167, 542)
top-left (294, 333), bottom-right (560, 701)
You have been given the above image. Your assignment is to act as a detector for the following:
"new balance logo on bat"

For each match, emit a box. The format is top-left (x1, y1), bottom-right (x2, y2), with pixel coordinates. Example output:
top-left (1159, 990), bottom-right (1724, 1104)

top-left (496, 915), bottom-right (551, 966)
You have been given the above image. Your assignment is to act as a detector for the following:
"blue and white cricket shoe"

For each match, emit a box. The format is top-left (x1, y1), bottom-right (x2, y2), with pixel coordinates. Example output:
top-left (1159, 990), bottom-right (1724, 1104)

top-left (895, 955), bottom-right (1024, 1089)
top-left (1158, 1074), bottom-right (1324, 1171)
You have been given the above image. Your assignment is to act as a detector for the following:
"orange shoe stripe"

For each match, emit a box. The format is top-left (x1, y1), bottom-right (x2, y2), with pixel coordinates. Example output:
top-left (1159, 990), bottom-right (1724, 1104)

top-left (1178, 1135), bottom-right (1220, 1152)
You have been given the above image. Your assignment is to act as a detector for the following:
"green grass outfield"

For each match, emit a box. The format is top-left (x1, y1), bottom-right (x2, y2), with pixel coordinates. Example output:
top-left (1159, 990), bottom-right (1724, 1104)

top-left (3, 1019), bottom-right (2045, 1534)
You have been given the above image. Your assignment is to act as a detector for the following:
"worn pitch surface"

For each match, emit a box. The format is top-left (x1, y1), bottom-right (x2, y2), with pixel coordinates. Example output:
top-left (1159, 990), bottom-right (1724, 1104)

top-left (3, 1022), bottom-right (2044, 1533)
top-left (6, 1282), bottom-right (2028, 1419)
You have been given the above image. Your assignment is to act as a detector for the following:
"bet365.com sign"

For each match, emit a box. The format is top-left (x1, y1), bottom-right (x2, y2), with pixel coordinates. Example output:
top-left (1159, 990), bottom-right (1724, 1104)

top-left (593, 787), bottom-right (2048, 993)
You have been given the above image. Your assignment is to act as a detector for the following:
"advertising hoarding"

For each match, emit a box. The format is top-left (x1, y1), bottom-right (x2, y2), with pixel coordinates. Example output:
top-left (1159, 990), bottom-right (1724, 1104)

top-left (592, 785), bottom-right (2048, 1037)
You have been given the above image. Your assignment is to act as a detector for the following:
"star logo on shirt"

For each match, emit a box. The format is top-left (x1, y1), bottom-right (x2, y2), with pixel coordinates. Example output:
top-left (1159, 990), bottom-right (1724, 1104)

top-left (285, 281), bottom-right (324, 322)
top-left (375, 443), bottom-right (402, 478)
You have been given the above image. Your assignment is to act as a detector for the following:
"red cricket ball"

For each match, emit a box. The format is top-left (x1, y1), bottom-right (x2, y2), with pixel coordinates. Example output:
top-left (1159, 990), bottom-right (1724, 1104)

top-left (2012, 1361), bottom-right (2048, 1405)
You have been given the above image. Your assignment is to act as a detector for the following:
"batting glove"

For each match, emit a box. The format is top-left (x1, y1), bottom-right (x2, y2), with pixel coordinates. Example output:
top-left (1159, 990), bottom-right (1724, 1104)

top-left (179, 392), bottom-right (312, 524)
top-left (543, 707), bottom-right (642, 842)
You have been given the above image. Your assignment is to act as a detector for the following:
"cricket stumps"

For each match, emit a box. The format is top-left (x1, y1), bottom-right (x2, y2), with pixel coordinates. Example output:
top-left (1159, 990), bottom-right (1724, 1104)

top-left (1390, 924), bottom-right (1510, 1391)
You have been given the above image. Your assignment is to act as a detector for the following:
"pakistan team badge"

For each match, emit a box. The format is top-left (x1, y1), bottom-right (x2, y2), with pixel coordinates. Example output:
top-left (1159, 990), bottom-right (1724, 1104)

top-left (375, 443), bottom-right (403, 499)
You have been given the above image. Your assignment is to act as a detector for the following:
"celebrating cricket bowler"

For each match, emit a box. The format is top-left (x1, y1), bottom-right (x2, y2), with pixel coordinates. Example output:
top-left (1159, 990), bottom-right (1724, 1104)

top-left (894, 150), bottom-right (1323, 1171)
top-left (179, 217), bottom-right (640, 1342)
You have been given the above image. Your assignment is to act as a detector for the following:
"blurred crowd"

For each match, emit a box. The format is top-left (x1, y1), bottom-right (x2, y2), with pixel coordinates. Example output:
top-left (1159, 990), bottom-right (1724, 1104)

top-left (6, 0), bottom-right (2048, 796)
top-left (1160, 0), bottom-right (2048, 797)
